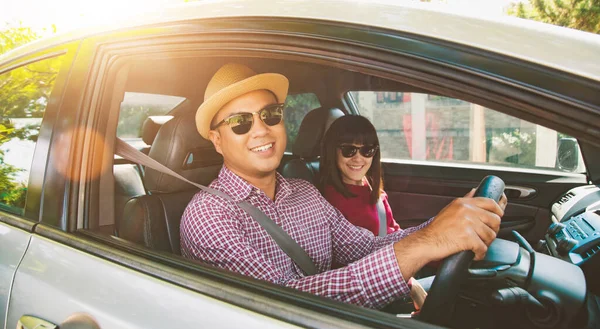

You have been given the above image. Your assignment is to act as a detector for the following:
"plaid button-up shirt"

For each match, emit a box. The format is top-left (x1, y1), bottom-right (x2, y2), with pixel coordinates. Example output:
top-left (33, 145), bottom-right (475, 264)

top-left (180, 166), bottom-right (430, 309)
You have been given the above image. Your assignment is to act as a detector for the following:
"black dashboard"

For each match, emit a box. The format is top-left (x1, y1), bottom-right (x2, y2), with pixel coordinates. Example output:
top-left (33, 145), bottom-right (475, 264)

top-left (454, 184), bottom-right (600, 329)
top-left (544, 185), bottom-right (600, 295)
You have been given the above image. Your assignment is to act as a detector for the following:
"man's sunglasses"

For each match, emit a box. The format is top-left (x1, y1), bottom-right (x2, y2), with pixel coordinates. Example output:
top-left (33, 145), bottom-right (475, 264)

top-left (338, 144), bottom-right (379, 158)
top-left (211, 103), bottom-right (284, 135)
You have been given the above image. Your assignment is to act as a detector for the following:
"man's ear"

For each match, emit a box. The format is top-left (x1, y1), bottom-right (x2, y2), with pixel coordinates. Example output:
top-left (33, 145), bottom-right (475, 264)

top-left (208, 129), bottom-right (223, 155)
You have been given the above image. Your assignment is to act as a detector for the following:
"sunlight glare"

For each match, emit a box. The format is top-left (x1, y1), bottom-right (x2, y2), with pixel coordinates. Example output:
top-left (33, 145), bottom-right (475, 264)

top-left (3, 0), bottom-right (174, 34)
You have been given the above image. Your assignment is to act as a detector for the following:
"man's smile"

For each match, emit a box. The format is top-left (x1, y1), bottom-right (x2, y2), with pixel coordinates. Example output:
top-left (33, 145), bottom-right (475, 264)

top-left (250, 142), bottom-right (274, 153)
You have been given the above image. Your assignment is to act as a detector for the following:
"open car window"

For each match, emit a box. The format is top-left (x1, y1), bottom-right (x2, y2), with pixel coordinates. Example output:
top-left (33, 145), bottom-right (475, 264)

top-left (348, 91), bottom-right (587, 174)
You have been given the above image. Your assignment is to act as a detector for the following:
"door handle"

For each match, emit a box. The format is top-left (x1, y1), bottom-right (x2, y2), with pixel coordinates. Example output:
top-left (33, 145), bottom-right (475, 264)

top-left (18, 313), bottom-right (101, 329)
top-left (505, 185), bottom-right (537, 199)
top-left (17, 315), bottom-right (57, 329)
top-left (498, 217), bottom-right (535, 236)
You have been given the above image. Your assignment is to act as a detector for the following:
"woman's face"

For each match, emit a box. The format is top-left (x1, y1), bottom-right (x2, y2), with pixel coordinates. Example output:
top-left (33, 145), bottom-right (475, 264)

top-left (336, 144), bottom-right (375, 186)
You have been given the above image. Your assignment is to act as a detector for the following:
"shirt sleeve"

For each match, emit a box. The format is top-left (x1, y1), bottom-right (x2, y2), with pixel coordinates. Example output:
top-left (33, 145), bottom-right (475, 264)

top-left (323, 191), bottom-right (431, 265)
top-left (317, 191), bottom-right (433, 304)
top-left (181, 197), bottom-right (409, 309)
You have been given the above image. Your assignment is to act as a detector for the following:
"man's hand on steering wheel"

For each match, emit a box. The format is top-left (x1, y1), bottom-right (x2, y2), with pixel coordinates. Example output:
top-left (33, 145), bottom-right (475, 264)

top-left (416, 176), bottom-right (508, 327)
top-left (421, 188), bottom-right (507, 261)
top-left (391, 187), bottom-right (507, 283)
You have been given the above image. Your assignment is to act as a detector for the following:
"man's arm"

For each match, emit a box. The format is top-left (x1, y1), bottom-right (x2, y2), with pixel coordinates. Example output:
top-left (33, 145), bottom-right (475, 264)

top-left (391, 191), bottom-right (507, 280)
top-left (326, 187), bottom-right (506, 282)
top-left (323, 191), bottom-right (431, 266)
top-left (181, 205), bottom-right (409, 309)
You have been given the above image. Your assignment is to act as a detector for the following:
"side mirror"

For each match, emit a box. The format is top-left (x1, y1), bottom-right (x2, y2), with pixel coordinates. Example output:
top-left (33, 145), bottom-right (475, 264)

top-left (556, 138), bottom-right (579, 172)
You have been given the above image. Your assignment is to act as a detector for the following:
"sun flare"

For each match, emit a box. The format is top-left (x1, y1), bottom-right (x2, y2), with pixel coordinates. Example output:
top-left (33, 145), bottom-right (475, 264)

top-left (3, 0), bottom-right (174, 33)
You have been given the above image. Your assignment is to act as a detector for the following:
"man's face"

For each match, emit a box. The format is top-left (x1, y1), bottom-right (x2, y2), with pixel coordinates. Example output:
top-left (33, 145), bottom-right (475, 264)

top-left (208, 89), bottom-right (287, 180)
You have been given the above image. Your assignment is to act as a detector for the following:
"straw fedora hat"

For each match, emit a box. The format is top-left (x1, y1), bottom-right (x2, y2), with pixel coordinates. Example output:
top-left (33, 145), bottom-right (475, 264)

top-left (195, 63), bottom-right (289, 139)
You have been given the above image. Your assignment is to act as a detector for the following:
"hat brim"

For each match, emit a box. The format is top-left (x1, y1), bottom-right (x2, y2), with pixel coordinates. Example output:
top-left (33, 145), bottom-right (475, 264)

top-left (196, 73), bottom-right (289, 139)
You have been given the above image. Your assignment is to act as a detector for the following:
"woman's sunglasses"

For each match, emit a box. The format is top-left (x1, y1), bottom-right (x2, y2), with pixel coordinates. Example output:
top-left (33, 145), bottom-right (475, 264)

top-left (338, 144), bottom-right (379, 158)
top-left (211, 103), bottom-right (284, 135)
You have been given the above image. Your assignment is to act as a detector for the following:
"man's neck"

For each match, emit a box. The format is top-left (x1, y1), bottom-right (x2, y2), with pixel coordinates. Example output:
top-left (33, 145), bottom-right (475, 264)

top-left (225, 165), bottom-right (278, 200)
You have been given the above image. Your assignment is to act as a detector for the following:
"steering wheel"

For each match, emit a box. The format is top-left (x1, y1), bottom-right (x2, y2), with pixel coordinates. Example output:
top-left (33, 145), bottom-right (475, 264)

top-left (418, 175), bottom-right (505, 327)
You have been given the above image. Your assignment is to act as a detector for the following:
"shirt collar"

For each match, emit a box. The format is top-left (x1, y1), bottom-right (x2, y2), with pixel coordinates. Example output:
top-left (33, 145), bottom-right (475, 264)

top-left (217, 165), bottom-right (293, 202)
top-left (274, 171), bottom-right (293, 201)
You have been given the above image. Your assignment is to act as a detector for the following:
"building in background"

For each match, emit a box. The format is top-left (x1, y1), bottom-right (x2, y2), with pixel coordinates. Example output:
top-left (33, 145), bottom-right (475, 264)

top-left (351, 91), bottom-right (563, 170)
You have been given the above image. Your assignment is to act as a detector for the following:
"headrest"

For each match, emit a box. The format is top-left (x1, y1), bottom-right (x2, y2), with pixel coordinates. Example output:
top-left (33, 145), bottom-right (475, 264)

top-left (144, 110), bottom-right (223, 193)
top-left (142, 116), bottom-right (173, 146)
top-left (292, 108), bottom-right (345, 158)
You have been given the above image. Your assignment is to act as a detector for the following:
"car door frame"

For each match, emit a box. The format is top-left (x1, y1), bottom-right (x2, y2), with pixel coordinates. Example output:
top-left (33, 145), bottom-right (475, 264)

top-left (83, 13), bottom-right (599, 317)
top-left (56, 16), bottom-right (600, 325)
top-left (0, 40), bottom-right (79, 327)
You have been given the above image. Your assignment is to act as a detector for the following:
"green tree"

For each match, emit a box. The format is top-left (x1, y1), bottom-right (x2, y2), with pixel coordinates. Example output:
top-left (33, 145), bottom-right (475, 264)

top-left (0, 149), bottom-right (27, 209)
top-left (0, 23), bottom-right (56, 55)
top-left (508, 0), bottom-right (600, 34)
top-left (490, 128), bottom-right (536, 167)
top-left (0, 25), bottom-right (61, 212)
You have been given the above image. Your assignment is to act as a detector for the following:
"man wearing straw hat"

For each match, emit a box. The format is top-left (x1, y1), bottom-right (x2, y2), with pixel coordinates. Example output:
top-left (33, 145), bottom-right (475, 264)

top-left (180, 63), bottom-right (506, 309)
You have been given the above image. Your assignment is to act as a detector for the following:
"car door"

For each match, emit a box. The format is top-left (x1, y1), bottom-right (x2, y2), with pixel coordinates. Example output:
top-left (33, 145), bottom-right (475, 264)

top-left (0, 218), bottom-right (31, 328)
top-left (7, 229), bottom-right (308, 329)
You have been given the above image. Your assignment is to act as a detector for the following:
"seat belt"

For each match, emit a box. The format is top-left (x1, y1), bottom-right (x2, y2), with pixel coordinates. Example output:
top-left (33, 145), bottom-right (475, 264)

top-left (377, 198), bottom-right (387, 237)
top-left (115, 138), bottom-right (318, 276)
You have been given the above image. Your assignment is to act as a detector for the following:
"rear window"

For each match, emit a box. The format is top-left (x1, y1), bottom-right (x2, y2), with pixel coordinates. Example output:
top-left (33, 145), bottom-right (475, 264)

top-left (117, 92), bottom-right (185, 148)
top-left (283, 93), bottom-right (321, 152)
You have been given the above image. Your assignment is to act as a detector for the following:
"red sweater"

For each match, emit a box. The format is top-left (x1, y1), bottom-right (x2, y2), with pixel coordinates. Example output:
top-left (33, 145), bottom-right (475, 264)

top-left (324, 184), bottom-right (400, 235)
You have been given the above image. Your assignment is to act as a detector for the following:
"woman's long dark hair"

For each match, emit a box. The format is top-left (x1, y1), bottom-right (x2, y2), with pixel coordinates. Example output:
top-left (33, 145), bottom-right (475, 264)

top-left (319, 115), bottom-right (382, 204)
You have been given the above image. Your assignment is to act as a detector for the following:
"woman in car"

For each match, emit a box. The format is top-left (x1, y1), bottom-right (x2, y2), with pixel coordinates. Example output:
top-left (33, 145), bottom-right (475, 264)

top-left (319, 115), bottom-right (401, 236)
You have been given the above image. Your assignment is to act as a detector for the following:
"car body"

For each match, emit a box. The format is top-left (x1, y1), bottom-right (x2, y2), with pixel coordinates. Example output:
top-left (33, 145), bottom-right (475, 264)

top-left (1, 1), bottom-right (600, 328)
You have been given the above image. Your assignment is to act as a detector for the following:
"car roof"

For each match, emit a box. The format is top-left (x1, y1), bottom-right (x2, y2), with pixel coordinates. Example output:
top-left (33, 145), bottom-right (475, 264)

top-left (3, 0), bottom-right (600, 82)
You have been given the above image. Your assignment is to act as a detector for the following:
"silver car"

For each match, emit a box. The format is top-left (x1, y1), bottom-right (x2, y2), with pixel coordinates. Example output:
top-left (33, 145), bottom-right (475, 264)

top-left (1, 1), bottom-right (599, 328)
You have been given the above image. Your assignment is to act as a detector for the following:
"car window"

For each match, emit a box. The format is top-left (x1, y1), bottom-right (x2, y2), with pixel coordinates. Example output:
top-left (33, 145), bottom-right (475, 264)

top-left (117, 92), bottom-right (185, 149)
top-left (348, 91), bottom-right (586, 173)
top-left (283, 93), bottom-right (320, 152)
top-left (0, 55), bottom-right (66, 215)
